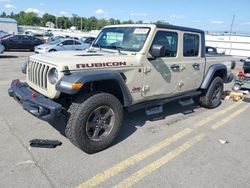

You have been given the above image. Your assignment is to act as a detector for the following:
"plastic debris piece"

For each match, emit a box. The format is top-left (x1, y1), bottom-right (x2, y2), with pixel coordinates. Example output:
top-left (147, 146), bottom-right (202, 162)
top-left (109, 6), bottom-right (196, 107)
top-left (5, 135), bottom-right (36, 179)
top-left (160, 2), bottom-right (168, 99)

top-left (241, 90), bottom-right (249, 94)
top-left (29, 139), bottom-right (62, 148)
top-left (15, 160), bottom-right (35, 166)
top-left (219, 139), bottom-right (229, 144)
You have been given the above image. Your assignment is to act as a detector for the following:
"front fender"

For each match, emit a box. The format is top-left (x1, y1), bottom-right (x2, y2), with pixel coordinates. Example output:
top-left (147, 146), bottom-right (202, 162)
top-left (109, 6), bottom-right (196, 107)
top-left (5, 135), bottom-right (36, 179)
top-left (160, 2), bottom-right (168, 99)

top-left (56, 70), bottom-right (133, 106)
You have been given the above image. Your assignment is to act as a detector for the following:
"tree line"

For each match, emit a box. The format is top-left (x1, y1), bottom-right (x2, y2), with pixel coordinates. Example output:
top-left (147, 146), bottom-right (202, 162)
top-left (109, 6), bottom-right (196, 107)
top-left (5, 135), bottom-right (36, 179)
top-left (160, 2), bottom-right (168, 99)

top-left (0, 11), bottom-right (168, 31)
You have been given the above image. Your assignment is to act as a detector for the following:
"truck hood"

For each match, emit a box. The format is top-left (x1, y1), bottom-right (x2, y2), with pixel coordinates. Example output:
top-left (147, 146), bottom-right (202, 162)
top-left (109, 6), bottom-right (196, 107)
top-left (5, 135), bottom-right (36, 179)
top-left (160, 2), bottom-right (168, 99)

top-left (30, 50), bottom-right (139, 71)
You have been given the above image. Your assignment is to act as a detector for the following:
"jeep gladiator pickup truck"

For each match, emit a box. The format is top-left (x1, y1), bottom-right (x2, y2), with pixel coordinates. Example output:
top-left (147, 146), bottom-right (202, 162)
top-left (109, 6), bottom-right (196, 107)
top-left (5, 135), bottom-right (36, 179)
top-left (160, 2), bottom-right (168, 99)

top-left (9, 24), bottom-right (236, 153)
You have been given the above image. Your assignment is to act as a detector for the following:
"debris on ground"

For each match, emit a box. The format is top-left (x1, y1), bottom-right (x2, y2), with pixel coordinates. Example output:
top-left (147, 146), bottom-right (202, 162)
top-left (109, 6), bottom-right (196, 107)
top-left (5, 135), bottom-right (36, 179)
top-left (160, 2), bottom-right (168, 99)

top-left (29, 139), bottom-right (62, 148)
top-left (15, 160), bottom-right (35, 166)
top-left (243, 94), bottom-right (250, 103)
top-left (241, 90), bottom-right (249, 94)
top-left (219, 139), bottom-right (229, 144)
top-left (222, 90), bottom-right (248, 102)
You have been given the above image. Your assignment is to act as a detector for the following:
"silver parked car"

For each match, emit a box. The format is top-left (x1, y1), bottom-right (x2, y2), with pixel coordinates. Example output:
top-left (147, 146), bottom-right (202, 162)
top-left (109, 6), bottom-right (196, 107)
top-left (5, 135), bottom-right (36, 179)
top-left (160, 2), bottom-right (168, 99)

top-left (34, 39), bottom-right (89, 53)
top-left (80, 37), bottom-right (95, 45)
top-left (0, 42), bottom-right (5, 54)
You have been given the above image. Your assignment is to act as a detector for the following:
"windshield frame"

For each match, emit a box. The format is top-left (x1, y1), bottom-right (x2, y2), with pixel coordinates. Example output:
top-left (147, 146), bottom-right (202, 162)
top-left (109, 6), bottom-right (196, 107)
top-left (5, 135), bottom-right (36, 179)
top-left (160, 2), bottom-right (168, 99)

top-left (92, 26), bottom-right (151, 52)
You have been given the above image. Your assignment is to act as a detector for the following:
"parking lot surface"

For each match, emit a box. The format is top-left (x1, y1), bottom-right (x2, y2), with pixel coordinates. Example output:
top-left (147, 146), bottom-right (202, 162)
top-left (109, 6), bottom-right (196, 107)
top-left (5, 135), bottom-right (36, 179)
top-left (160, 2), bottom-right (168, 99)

top-left (0, 52), bottom-right (250, 188)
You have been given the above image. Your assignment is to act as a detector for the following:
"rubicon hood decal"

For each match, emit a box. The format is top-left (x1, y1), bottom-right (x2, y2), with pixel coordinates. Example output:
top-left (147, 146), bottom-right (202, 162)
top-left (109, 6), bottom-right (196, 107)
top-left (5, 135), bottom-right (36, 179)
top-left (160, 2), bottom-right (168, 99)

top-left (76, 62), bottom-right (127, 68)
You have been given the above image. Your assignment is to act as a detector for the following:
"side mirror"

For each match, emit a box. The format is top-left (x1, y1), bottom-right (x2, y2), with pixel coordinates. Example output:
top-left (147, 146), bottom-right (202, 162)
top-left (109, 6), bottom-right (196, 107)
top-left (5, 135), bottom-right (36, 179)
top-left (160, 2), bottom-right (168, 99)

top-left (150, 45), bottom-right (165, 58)
top-left (58, 43), bottom-right (63, 46)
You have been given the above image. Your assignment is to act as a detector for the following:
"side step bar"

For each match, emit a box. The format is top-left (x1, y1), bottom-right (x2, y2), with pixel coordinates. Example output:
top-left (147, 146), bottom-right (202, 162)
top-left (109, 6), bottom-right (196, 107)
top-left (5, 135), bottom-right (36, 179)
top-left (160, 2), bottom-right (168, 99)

top-left (127, 91), bottom-right (201, 112)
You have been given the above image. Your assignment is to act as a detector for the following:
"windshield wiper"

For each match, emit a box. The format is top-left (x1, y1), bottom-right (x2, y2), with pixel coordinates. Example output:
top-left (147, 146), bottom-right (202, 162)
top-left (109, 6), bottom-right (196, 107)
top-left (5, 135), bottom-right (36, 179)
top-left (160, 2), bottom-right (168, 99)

top-left (111, 45), bottom-right (124, 54)
top-left (97, 44), bottom-right (103, 51)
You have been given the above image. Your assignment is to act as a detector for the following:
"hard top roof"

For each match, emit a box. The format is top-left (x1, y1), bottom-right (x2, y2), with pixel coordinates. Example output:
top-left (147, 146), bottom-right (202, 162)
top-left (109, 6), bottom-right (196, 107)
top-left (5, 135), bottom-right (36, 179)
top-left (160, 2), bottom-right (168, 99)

top-left (156, 24), bottom-right (204, 34)
top-left (105, 23), bottom-right (204, 34)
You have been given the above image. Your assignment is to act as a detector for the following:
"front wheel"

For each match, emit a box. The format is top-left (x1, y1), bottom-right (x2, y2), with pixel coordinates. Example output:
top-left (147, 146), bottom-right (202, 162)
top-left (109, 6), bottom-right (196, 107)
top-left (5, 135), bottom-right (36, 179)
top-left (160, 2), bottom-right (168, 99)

top-left (65, 93), bottom-right (123, 154)
top-left (198, 77), bottom-right (224, 109)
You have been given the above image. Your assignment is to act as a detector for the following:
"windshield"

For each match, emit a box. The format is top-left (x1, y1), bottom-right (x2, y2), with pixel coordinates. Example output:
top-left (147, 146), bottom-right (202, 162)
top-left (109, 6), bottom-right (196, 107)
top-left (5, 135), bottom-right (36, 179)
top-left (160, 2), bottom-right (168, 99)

top-left (48, 39), bottom-right (62, 45)
top-left (0, 31), bottom-right (7, 37)
top-left (92, 27), bottom-right (150, 52)
top-left (81, 37), bottom-right (87, 42)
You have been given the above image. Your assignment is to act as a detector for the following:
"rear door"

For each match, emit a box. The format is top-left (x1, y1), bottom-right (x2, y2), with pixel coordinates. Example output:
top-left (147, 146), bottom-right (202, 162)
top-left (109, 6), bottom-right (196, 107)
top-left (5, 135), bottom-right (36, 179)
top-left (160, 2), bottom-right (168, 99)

top-left (74, 40), bottom-right (86, 50)
top-left (61, 40), bottom-right (74, 50)
top-left (178, 33), bottom-right (205, 92)
top-left (21, 35), bottom-right (32, 49)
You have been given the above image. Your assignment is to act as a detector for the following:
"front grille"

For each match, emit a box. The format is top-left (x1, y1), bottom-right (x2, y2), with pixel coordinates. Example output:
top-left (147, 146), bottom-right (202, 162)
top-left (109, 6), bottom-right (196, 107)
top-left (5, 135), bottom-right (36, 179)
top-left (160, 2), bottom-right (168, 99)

top-left (28, 60), bottom-right (50, 90)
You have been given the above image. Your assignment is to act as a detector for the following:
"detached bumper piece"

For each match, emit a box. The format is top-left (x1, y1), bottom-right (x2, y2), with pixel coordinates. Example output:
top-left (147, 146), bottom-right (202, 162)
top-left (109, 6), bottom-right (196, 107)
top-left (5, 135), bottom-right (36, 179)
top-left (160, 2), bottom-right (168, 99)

top-left (8, 79), bottom-right (62, 122)
top-left (29, 139), bottom-right (62, 148)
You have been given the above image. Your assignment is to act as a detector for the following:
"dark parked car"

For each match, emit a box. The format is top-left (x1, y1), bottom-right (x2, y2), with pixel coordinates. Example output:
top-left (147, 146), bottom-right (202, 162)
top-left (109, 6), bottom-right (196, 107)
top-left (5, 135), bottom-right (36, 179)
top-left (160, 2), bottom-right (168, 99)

top-left (206, 46), bottom-right (225, 55)
top-left (1, 35), bottom-right (44, 51)
top-left (243, 57), bottom-right (250, 73)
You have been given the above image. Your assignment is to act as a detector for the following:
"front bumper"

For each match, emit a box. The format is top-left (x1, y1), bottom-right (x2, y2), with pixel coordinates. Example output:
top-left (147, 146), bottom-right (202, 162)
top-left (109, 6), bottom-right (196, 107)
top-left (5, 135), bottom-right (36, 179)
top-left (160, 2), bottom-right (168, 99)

top-left (8, 79), bottom-right (62, 122)
top-left (34, 48), bottom-right (47, 54)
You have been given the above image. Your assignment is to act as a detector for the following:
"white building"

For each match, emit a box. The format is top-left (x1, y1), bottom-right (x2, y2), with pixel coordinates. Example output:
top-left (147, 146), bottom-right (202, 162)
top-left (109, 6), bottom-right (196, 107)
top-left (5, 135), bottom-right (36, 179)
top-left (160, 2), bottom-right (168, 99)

top-left (45, 21), bottom-right (55, 28)
top-left (0, 18), bottom-right (18, 34)
top-left (205, 34), bottom-right (250, 58)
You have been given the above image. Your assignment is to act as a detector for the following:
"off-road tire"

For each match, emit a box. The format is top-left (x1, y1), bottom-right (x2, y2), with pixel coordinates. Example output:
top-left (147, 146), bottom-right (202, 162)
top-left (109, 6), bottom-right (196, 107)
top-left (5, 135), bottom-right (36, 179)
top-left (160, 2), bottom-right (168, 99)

top-left (65, 92), bottom-right (123, 154)
top-left (199, 77), bottom-right (224, 109)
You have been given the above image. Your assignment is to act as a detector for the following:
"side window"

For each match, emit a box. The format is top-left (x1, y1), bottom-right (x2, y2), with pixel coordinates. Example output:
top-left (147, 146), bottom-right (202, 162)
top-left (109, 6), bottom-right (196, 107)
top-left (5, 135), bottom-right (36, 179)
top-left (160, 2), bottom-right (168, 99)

top-left (151, 31), bottom-right (178, 57)
top-left (11, 35), bottom-right (20, 41)
top-left (74, 41), bottom-right (81, 45)
top-left (183, 34), bottom-right (199, 57)
top-left (22, 36), bottom-right (31, 41)
top-left (85, 38), bottom-right (92, 44)
top-left (62, 40), bottom-right (74, 45)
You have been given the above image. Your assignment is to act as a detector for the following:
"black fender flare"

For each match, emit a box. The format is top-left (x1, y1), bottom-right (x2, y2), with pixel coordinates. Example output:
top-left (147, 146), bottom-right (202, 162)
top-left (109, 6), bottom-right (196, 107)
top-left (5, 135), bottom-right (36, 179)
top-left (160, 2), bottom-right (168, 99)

top-left (56, 70), bottom-right (133, 107)
top-left (200, 64), bottom-right (227, 89)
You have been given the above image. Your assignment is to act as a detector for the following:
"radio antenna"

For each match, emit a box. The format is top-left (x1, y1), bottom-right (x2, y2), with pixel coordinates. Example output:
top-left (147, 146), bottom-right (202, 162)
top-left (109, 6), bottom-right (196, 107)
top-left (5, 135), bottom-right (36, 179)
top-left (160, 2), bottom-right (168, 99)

top-left (229, 15), bottom-right (235, 54)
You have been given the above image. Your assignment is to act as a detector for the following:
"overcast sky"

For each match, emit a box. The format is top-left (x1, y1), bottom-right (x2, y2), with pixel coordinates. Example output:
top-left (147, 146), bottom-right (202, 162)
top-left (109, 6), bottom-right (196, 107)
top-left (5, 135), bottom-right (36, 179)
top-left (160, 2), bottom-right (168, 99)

top-left (1, 0), bottom-right (250, 33)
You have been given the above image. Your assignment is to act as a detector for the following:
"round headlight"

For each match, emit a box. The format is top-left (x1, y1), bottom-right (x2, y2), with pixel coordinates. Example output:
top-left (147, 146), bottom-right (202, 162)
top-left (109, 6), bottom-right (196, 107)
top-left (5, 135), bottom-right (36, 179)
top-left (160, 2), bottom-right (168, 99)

top-left (48, 68), bottom-right (59, 84)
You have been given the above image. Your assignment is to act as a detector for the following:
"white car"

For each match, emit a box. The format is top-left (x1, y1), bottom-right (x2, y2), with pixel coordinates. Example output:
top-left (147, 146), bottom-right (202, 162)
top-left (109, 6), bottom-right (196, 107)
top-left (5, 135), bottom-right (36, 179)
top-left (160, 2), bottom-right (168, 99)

top-left (34, 39), bottom-right (89, 54)
top-left (0, 42), bottom-right (5, 54)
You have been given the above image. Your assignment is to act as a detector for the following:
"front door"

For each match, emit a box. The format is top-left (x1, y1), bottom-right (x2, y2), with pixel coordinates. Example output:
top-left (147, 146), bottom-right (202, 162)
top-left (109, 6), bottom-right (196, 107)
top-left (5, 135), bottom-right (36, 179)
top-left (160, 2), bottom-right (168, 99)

top-left (142, 30), bottom-right (182, 99)
top-left (142, 30), bottom-right (205, 100)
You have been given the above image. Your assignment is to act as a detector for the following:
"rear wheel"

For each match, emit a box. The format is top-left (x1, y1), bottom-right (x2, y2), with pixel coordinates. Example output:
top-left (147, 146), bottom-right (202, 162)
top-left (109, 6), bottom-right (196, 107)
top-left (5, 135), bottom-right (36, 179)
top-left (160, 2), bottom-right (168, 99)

top-left (198, 77), bottom-right (224, 109)
top-left (49, 49), bottom-right (57, 52)
top-left (65, 93), bottom-right (123, 154)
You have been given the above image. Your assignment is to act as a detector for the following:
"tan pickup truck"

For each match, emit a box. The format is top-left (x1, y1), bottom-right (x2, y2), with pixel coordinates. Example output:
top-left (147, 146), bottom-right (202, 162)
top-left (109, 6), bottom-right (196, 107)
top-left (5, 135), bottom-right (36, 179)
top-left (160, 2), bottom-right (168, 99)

top-left (9, 24), bottom-right (236, 153)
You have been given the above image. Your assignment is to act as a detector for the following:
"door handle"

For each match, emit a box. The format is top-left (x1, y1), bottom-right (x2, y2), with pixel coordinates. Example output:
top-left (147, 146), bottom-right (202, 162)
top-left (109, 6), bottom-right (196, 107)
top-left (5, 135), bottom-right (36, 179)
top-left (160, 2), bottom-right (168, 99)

top-left (192, 63), bottom-right (200, 68)
top-left (170, 64), bottom-right (180, 70)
